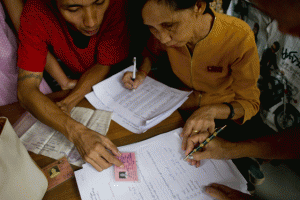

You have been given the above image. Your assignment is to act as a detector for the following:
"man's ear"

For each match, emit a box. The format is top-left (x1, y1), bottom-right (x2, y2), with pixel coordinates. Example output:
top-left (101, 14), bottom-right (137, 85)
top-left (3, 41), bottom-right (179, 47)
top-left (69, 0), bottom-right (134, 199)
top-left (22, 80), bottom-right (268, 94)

top-left (194, 1), bottom-right (207, 15)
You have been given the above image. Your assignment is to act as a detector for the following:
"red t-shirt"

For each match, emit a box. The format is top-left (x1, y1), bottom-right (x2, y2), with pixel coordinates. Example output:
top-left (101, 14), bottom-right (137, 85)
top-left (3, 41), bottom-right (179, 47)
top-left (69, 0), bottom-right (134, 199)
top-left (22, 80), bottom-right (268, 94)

top-left (18, 0), bottom-right (130, 73)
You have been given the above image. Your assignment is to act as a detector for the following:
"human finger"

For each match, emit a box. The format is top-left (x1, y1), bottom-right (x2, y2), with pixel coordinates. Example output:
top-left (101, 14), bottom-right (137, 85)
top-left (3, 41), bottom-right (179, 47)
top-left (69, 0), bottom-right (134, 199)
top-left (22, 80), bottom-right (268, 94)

top-left (101, 137), bottom-right (124, 167)
top-left (122, 72), bottom-right (134, 88)
top-left (56, 101), bottom-right (62, 107)
top-left (124, 82), bottom-right (134, 89)
top-left (122, 71), bottom-right (133, 81)
top-left (185, 133), bottom-right (209, 156)
top-left (132, 75), bottom-right (146, 89)
top-left (57, 102), bottom-right (67, 112)
top-left (196, 160), bottom-right (201, 168)
top-left (180, 121), bottom-right (194, 138)
top-left (207, 123), bottom-right (216, 134)
top-left (85, 156), bottom-right (103, 172)
top-left (100, 147), bottom-right (124, 168)
top-left (181, 124), bottom-right (195, 150)
top-left (191, 159), bottom-right (197, 166)
top-left (189, 150), bottom-right (211, 161)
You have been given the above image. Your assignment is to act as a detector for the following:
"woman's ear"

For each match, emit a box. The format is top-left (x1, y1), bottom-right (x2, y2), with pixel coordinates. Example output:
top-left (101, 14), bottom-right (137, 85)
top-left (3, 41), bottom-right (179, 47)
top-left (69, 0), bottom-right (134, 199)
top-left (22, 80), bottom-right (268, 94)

top-left (194, 1), bottom-right (207, 15)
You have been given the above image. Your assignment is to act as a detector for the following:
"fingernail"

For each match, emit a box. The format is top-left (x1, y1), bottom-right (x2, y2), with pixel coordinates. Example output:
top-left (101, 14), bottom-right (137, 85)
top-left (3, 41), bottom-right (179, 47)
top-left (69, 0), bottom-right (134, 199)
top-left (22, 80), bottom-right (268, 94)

top-left (201, 186), bottom-right (207, 194)
top-left (120, 165), bottom-right (125, 168)
top-left (205, 186), bottom-right (213, 193)
top-left (188, 155), bottom-right (194, 160)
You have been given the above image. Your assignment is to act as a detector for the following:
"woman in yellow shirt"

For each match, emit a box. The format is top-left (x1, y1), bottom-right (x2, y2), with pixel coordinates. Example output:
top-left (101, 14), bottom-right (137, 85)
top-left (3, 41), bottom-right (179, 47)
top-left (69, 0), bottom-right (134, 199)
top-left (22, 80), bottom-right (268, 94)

top-left (123, 0), bottom-right (260, 166)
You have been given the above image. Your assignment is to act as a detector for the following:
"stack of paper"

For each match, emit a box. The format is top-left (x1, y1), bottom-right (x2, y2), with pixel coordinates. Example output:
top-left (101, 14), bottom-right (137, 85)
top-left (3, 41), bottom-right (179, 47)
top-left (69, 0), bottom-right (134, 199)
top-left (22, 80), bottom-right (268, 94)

top-left (75, 128), bottom-right (248, 200)
top-left (86, 66), bottom-right (192, 133)
top-left (18, 107), bottom-right (113, 166)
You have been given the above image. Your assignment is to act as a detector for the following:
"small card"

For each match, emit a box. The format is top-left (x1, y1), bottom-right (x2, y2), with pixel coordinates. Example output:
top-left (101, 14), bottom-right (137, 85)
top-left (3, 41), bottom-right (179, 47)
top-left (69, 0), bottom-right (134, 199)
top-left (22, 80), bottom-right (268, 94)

top-left (42, 157), bottom-right (74, 191)
top-left (114, 152), bottom-right (138, 182)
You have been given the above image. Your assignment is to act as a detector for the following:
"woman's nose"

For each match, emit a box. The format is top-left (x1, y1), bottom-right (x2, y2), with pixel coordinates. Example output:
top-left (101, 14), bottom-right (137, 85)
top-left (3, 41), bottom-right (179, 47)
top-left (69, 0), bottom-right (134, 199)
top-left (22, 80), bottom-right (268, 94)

top-left (158, 30), bottom-right (172, 44)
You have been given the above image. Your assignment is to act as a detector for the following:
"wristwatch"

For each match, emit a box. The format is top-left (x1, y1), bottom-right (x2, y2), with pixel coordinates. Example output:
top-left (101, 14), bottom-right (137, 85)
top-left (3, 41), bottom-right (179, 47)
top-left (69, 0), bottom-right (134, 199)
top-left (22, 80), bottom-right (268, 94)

top-left (223, 102), bottom-right (235, 120)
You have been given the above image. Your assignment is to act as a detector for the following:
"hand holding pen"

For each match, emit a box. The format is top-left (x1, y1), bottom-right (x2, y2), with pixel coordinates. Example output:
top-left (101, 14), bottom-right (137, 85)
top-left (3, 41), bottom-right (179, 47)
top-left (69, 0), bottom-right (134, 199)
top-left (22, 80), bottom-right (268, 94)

top-left (184, 125), bottom-right (230, 165)
top-left (132, 57), bottom-right (136, 81)
top-left (122, 57), bottom-right (147, 90)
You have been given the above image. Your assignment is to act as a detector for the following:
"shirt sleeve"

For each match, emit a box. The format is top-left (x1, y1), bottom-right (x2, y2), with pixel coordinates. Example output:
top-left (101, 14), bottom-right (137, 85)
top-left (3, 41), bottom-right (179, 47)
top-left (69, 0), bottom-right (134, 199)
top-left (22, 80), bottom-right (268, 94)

top-left (96, 0), bottom-right (130, 66)
top-left (17, 1), bottom-right (49, 72)
top-left (231, 32), bottom-right (261, 124)
top-left (142, 35), bottom-right (166, 64)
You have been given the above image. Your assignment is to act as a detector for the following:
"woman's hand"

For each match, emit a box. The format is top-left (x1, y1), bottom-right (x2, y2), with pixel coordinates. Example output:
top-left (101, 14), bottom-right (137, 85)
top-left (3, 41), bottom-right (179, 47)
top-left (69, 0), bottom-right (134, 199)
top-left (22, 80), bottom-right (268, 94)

top-left (122, 71), bottom-right (147, 90)
top-left (181, 106), bottom-right (217, 151)
top-left (185, 133), bottom-right (236, 161)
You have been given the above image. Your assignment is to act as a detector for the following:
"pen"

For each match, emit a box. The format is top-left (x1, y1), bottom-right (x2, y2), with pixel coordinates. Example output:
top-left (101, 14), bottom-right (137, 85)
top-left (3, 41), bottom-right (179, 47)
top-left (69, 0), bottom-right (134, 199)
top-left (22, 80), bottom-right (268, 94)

top-left (132, 57), bottom-right (136, 80)
top-left (184, 125), bottom-right (227, 161)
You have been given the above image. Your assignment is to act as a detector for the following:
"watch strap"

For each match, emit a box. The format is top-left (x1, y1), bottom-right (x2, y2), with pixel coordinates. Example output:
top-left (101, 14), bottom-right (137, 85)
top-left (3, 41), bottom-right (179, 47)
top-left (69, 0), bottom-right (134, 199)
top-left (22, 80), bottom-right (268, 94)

top-left (223, 102), bottom-right (235, 120)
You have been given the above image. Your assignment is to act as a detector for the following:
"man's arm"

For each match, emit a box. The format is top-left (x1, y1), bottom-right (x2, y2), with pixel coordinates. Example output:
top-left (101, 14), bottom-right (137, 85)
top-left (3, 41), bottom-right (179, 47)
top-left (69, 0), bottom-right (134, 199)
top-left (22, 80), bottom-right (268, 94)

top-left (185, 125), bottom-right (300, 160)
top-left (17, 68), bottom-right (124, 171)
top-left (56, 63), bottom-right (110, 113)
top-left (2, 0), bottom-right (23, 31)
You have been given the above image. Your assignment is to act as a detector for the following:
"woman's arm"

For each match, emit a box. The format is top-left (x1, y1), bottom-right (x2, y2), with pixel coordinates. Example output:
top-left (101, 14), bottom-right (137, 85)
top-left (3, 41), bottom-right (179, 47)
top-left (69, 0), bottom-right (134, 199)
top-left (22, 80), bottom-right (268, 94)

top-left (185, 124), bottom-right (300, 160)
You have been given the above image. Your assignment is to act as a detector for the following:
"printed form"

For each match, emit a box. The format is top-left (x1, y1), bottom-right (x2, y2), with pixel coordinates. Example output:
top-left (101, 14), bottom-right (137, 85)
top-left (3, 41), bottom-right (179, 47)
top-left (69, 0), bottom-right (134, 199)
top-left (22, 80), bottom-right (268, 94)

top-left (88, 66), bottom-right (191, 133)
top-left (18, 107), bottom-right (113, 166)
top-left (75, 128), bottom-right (248, 200)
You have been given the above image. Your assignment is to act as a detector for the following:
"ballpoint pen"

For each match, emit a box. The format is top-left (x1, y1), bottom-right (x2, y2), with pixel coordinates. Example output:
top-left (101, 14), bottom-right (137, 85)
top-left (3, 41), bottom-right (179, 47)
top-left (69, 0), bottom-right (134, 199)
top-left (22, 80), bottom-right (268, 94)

top-left (132, 57), bottom-right (136, 80)
top-left (184, 125), bottom-right (227, 161)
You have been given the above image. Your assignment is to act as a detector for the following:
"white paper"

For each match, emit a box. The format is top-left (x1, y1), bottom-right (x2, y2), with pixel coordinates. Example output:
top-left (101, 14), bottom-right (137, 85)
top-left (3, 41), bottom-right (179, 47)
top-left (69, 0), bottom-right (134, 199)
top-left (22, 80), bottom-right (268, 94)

top-left (86, 92), bottom-right (142, 133)
top-left (88, 66), bottom-right (191, 133)
top-left (19, 107), bottom-right (113, 166)
top-left (75, 128), bottom-right (248, 200)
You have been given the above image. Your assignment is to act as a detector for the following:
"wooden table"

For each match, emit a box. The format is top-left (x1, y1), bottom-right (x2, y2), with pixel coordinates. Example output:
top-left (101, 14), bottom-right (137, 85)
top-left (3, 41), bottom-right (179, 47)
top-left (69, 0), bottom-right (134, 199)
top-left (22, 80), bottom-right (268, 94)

top-left (0, 91), bottom-right (185, 200)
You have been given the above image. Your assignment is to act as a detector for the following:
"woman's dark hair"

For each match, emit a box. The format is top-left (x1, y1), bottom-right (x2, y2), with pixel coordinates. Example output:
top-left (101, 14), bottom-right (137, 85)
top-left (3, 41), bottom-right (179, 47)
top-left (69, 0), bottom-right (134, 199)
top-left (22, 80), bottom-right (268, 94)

top-left (155, 0), bottom-right (214, 11)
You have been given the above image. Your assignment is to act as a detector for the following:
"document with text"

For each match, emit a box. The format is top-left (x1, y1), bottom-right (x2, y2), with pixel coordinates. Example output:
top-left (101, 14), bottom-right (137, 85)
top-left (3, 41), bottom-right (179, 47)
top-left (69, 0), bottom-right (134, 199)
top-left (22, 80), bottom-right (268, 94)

top-left (88, 66), bottom-right (191, 133)
top-left (18, 107), bottom-right (113, 166)
top-left (75, 128), bottom-right (248, 200)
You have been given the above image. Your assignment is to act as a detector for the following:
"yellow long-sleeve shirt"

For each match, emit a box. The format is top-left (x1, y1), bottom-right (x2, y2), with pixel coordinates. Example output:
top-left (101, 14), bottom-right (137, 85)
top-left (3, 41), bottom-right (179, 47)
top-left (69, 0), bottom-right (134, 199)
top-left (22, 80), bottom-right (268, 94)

top-left (145, 10), bottom-right (260, 124)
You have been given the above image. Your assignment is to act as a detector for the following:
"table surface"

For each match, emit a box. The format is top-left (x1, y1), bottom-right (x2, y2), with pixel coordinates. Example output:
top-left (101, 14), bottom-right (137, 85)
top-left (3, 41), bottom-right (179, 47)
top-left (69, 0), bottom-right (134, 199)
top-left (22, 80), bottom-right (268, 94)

top-left (0, 90), bottom-right (185, 200)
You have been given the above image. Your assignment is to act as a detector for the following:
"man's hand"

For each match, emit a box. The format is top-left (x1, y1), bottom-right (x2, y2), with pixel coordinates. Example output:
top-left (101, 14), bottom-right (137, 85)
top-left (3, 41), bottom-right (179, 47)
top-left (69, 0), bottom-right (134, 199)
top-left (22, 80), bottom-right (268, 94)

top-left (122, 71), bottom-right (146, 90)
top-left (205, 183), bottom-right (256, 200)
top-left (71, 126), bottom-right (124, 171)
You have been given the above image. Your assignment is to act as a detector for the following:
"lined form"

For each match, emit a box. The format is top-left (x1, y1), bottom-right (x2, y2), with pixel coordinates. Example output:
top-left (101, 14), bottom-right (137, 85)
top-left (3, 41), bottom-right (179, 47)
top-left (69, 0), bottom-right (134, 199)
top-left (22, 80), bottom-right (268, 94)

top-left (75, 128), bottom-right (248, 200)
top-left (88, 66), bottom-right (191, 133)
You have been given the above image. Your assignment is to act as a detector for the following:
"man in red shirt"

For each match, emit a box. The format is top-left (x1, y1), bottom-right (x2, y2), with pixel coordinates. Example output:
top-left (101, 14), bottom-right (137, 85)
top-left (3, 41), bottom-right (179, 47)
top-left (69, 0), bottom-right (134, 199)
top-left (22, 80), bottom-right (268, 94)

top-left (17, 0), bottom-right (130, 171)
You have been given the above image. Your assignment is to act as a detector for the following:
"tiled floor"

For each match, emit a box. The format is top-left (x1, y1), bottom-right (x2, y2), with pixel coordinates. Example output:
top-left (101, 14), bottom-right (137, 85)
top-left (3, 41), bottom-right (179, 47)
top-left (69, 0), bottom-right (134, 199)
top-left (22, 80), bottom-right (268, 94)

top-left (253, 162), bottom-right (300, 200)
